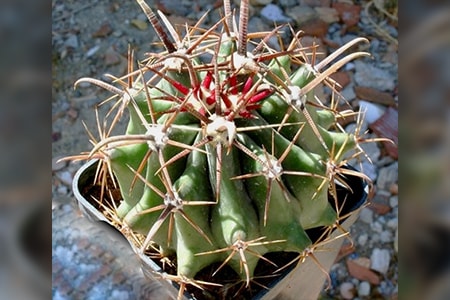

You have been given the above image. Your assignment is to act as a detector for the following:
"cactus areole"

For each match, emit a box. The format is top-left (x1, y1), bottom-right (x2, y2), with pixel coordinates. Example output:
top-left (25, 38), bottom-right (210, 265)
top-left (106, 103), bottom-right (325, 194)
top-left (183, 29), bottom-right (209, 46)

top-left (68, 0), bottom-right (374, 298)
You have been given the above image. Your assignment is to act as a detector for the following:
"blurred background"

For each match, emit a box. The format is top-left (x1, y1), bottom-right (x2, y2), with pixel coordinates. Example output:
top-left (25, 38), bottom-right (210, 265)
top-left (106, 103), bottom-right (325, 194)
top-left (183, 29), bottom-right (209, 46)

top-left (401, 2), bottom-right (450, 300)
top-left (1, 0), bottom-right (449, 299)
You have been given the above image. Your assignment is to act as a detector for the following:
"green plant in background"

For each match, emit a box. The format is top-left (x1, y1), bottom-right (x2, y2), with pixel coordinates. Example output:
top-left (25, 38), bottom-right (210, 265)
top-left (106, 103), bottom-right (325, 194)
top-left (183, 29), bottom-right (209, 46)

top-left (65, 0), bottom-right (382, 298)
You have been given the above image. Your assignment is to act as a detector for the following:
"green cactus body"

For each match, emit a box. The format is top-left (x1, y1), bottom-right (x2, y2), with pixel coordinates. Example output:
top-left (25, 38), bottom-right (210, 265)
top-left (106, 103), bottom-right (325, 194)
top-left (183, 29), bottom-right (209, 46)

top-left (72, 0), bottom-right (373, 295)
top-left (208, 144), bottom-right (265, 281)
top-left (172, 133), bottom-right (224, 278)
top-left (237, 133), bottom-right (312, 252)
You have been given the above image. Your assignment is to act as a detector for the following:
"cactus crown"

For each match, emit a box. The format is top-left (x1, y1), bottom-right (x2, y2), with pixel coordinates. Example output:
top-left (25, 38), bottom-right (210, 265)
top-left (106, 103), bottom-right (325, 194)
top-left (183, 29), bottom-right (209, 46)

top-left (67, 0), bottom-right (381, 298)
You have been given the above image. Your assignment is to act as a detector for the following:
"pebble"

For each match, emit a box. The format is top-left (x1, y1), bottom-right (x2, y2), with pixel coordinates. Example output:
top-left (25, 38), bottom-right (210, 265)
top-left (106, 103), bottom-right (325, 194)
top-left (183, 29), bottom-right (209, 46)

top-left (247, 16), bottom-right (271, 35)
top-left (354, 60), bottom-right (396, 91)
top-left (358, 160), bottom-right (378, 182)
top-left (56, 185), bottom-right (69, 195)
top-left (389, 195), bottom-right (398, 208)
top-left (386, 218), bottom-right (398, 230)
top-left (372, 221), bottom-right (383, 233)
top-left (250, 0), bottom-right (273, 5)
top-left (344, 61), bottom-right (355, 71)
top-left (358, 100), bottom-right (386, 124)
top-left (376, 162), bottom-right (398, 191)
top-left (278, 0), bottom-right (298, 7)
top-left (380, 230), bottom-right (393, 243)
top-left (354, 86), bottom-right (396, 106)
top-left (347, 258), bottom-right (381, 284)
top-left (345, 119), bottom-right (369, 137)
top-left (52, 156), bottom-right (68, 172)
top-left (332, 2), bottom-right (361, 28)
top-left (370, 248), bottom-right (390, 274)
top-left (389, 183), bottom-right (398, 195)
top-left (301, 0), bottom-right (331, 7)
top-left (86, 45), bottom-right (100, 58)
top-left (260, 4), bottom-right (291, 22)
top-left (57, 170), bottom-right (74, 186)
top-left (369, 107), bottom-right (398, 159)
top-left (357, 233), bottom-right (368, 246)
top-left (358, 281), bottom-right (371, 297)
top-left (130, 19), bottom-right (148, 31)
top-left (315, 7), bottom-right (339, 23)
top-left (64, 34), bottom-right (79, 49)
top-left (339, 282), bottom-right (355, 299)
top-left (340, 83), bottom-right (356, 101)
top-left (285, 6), bottom-right (317, 26)
top-left (358, 207), bottom-right (373, 224)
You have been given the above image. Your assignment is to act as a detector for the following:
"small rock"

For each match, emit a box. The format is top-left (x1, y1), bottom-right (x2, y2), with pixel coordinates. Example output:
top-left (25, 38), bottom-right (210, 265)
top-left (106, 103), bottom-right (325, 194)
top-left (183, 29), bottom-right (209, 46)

top-left (112, 30), bottom-right (123, 38)
top-left (358, 207), bottom-right (373, 224)
top-left (64, 34), bottom-right (79, 49)
top-left (344, 61), bottom-right (355, 71)
top-left (376, 162), bottom-right (398, 191)
top-left (301, 19), bottom-right (329, 38)
top-left (329, 71), bottom-right (351, 89)
top-left (104, 47), bottom-right (122, 66)
top-left (360, 139), bottom-right (381, 161)
top-left (298, 36), bottom-right (327, 56)
top-left (56, 185), bottom-right (69, 195)
top-left (248, 17), bottom-right (272, 35)
top-left (370, 248), bottom-right (390, 274)
top-left (358, 281), bottom-right (371, 297)
top-left (339, 282), bottom-right (355, 299)
top-left (332, 2), bottom-right (361, 28)
top-left (371, 221), bottom-right (383, 233)
top-left (250, 0), bottom-right (272, 5)
top-left (260, 4), bottom-right (291, 22)
top-left (389, 183), bottom-right (398, 195)
top-left (57, 170), bottom-right (73, 186)
top-left (285, 6), bottom-right (317, 26)
top-left (389, 195), bottom-right (398, 208)
top-left (386, 217), bottom-right (398, 230)
top-left (359, 160), bottom-right (378, 182)
top-left (131, 19), bottom-right (148, 31)
top-left (92, 22), bottom-right (113, 38)
top-left (369, 107), bottom-right (398, 159)
top-left (369, 192), bottom-right (391, 215)
top-left (52, 131), bottom-right (62, 142)
top-left (380, 230), bottom-right (393, 243)
top-left (340, 83), bottom-right (356, 101)
top-left (66, 107), bottom-right (78, 122)
top-left (354, 60), bottom-right (396, 91)
top-left (344, 118), bottom-right (368, 136)
top-left (86, 45), bottom-right (100, 58)
top-left (354, 86), bottom-right (396, 106)
top-left (52, 156), bottom-right (68, 172)
top-left (315, 7), bottom-right (339, 23)
top-left (300, 0), bottom-right (331, 7)
top-left (279, 0), bottom-right (297, 7)
top-left (358, 234), bottom-right (368, 246)
top-left (347, 259), bottom-right (380, 284)
top-left (353, 257), bottom-right (371, 269)
top-left (358, 100), bottom-right (386, 124)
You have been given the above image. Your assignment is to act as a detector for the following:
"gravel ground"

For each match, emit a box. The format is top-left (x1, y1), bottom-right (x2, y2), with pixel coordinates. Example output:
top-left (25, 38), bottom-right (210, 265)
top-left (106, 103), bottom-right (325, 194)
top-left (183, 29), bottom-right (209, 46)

top-left (52, 0), bottom-right (398, 299)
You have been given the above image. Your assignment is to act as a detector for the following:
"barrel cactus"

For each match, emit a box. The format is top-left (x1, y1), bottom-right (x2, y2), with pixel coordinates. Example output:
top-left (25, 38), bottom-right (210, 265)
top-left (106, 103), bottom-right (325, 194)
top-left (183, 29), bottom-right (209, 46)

top-left (67, 0), bottom-right (378, 298)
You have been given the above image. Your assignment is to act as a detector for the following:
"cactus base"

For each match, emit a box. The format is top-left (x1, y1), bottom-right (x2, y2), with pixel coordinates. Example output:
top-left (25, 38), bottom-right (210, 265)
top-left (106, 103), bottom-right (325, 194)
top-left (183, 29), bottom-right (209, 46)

top-left (73, 159), bottom-right (369, 300)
